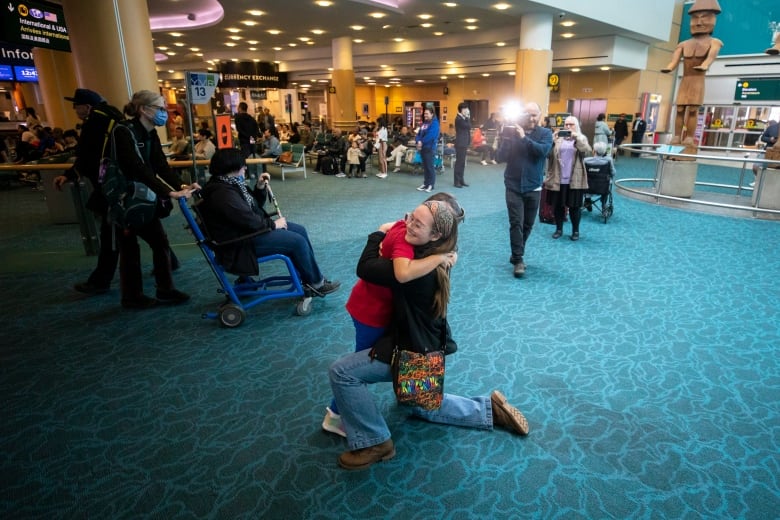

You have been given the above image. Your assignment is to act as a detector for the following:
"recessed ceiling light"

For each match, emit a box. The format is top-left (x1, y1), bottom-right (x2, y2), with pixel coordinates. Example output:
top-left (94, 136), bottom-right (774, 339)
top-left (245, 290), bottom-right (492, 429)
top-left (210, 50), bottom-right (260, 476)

top-left (299, 37), bottom-right (311, 41)
top-left (421, 23), bottom-right (433, 28)
top-left (415, 79), bottom-right (425, 83)
top-left (464, 18), bottom-right (477, 23)
top-left (350, 25), bottom-right (365, 31)
top-left (247, 10), bottom-right (264, 16)
top-left (443, 2), bottom-right (457, 6)
top-left (465, 25), bottom-right (478, 30)
top-left (249, 47), bottom-right (257, 51)
top-left (561, 33), bottom-right (574, 38)
top-left (571, 68), bottom-right (581, 72)
top-left (446, 61), bottom-right (454, 65)
top-left (315, 0), bottom-right (332, 6)
top-left (458, 74), bottom-right (465, 78)
top-left (173, 42), bottom-right (185, 46)
top-left (561, 21), bottom-right (575, 27)
top-left (247, 40), bottom-right (258, 45)
top-left (434, 32), bottom-right (444, 36)
top-left (393, 37), bottom-right (404, 42)
top-left (189, 47), bottom-right (200, 52)
top-left (508, 71), bottom-right (516, 76)
top-left (493, 2), bottom-right (511, 10)
top-left (167, 70), bottom-right (174, 73)
top-left (268, 29), bottom-right (281, 35)
top-left (482, 73), bottom-right (490, 77)
top-left (241, 20), bottom-right (258, 26)
top-left (158, 46), bottom-right (169, 50)
top-left (496, 41), bottom-right (506, 47)
top-left (273, 47), bottom-right (283, 51)
top-left (311, 29), bottom-right (325, 35)
top-left (288, 42), bottom-right (297, 47)
top-left (600, 66), bottom-right (611, 71)
top-left (380, 64), bottom-right (388, 68)
top-left (226, 28), bottom-right (241, 33)
top-left (369, 12), bottom-right (386, 18)
top-left (418, 14), bottom-right (432, 20)
top-left (353, 39), bottom-right (364, 43)
top-left (224, 43), bottom-right (236, 47)
top-left (229, 35), bottom-right (242, 40)
top-left (195, 53), bottom-right (203, 57)
top-left (169, 32), bottom-right (183, 37)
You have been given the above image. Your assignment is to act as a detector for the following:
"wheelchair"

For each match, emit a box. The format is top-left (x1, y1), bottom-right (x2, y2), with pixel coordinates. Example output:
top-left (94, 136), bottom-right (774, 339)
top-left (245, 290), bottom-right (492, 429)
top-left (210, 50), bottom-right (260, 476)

top-left (178, 197), bottom-right (312, 327)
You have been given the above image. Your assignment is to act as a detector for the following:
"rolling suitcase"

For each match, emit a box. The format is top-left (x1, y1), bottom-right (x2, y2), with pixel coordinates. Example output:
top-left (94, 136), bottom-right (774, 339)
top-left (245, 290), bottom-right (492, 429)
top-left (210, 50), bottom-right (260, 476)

top-left (539, 187), bottom-right (555, 224)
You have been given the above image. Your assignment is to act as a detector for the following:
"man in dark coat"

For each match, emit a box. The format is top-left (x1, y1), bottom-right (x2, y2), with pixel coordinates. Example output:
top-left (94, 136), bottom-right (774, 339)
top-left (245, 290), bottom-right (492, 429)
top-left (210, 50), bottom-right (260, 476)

top-left (453, 102), bottom-right (471, 188)
top-left (613, 113), bottom-right (629, 156)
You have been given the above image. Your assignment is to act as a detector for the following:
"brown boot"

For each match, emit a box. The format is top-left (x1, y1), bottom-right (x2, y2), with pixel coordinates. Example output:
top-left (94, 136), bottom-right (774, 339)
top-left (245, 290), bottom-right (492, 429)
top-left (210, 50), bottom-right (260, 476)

top-left (338, 439), bottom-right (396, 470)
top-left (491, 390), bottom-right (529, 435)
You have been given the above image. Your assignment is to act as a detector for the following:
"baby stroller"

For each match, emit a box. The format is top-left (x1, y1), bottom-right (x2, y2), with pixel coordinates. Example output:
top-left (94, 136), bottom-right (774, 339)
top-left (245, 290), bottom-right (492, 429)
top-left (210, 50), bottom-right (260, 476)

top-left (178, 195), bottom-right (312, 328)
top-left (583, 159), bottom-right (614, 223)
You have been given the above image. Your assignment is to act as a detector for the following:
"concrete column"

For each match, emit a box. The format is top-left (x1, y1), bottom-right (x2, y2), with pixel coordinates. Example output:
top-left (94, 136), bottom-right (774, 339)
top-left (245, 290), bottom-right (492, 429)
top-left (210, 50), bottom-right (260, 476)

top-left (60, 0), bottom-right (159, 109)
top-left (515, 13), bottom-right (553, 112)
top-left (32, 48), bottom-right (78, 129)
top-left (330, 36), bottom-right (356, 132)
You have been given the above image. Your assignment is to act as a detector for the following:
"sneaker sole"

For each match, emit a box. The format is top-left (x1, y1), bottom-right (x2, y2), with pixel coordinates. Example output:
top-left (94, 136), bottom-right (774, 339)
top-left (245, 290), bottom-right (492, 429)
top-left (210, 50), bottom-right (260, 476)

top-left (322, 420), bottom-right (347, 438)
top-left (492, 390), bottom-right (530, 435)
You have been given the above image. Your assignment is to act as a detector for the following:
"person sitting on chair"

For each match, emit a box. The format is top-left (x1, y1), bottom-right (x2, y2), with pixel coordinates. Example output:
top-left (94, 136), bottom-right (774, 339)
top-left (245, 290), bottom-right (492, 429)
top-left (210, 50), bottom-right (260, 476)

top-left (582, 141), bottom-right (615, 212)
top-left (199, 148), bottom-right (341, 297)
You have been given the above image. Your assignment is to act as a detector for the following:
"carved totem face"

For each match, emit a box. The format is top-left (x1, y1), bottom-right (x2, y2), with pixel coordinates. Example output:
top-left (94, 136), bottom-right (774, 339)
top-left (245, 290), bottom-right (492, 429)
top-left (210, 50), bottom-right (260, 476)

top-left (690, 11), bottom-right (717, 36)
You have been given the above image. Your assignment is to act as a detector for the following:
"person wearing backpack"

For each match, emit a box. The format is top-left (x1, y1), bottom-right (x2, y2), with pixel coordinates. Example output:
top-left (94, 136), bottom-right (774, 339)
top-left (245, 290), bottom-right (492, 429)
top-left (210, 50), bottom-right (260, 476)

top-left (53, 89), bottom-right (125, 295)
top-left (113, 90), bottom-right (199, 309)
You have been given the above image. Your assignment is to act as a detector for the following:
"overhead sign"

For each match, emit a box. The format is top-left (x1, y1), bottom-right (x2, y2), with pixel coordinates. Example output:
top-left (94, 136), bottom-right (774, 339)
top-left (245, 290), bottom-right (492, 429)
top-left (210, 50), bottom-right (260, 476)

top-left (0, 65), bottom-right (13, 80)
top-left (187, 71), bottom-right (219, 104)
top-left (0, 0), bottom-right (70, 52)
top-left (547, 73), bottom-right (560, 93)
top-left (734, 79), bottom-right (780, 102)
top-left (218, 61), bottom-right (285, 89)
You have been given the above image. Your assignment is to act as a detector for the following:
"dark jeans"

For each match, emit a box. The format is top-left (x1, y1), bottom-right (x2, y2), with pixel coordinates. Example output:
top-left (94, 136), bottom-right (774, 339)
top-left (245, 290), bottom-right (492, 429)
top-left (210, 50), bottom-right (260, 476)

top-left (118, 218), bottom-right (175, 300)
top-left (454, 146), bottom-right (467, 185)
top-left (421, 146), bottom-right (435, 188)
top-left (252, 221), bottom-right (323, 285)
top-left (505, 188), bottom-right (541, 264)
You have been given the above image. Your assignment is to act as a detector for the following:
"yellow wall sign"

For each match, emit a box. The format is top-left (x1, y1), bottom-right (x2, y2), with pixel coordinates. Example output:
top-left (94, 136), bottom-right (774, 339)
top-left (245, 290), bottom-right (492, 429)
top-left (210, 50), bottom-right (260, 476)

top-left (548, 73), bottom-right (560, 92)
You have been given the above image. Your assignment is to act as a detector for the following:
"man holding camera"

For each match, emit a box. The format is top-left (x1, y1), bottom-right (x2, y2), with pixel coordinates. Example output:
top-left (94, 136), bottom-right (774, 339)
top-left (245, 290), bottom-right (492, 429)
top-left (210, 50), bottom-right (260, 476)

top-left (496, 102), bottom-right (553, 278)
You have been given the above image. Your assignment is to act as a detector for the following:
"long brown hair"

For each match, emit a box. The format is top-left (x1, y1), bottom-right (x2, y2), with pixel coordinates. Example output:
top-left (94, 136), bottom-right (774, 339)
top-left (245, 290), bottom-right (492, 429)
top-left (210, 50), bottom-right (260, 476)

top-left (414, 201), bottom-right (458, 318)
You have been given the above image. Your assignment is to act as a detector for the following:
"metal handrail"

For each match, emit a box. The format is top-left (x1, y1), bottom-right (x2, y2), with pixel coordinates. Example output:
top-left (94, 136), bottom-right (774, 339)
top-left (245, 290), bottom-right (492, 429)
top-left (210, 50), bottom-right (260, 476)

top-left (616, 144), bottom-right (780, 218)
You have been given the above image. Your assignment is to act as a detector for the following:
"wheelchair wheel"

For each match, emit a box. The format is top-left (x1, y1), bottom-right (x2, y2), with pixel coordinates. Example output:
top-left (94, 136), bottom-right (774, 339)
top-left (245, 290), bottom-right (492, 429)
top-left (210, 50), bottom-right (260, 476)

top-left (219, 303), bottom-right (246, 328)
top-left (602, 192), bottom-right (614, 223)
top-left (296, 296), bottom-right (313, 316)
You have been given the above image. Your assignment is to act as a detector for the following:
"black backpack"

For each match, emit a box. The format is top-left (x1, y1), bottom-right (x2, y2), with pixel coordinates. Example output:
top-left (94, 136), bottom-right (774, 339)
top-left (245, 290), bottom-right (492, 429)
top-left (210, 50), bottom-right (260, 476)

top-left (99, 122), bottom-right (158, 230)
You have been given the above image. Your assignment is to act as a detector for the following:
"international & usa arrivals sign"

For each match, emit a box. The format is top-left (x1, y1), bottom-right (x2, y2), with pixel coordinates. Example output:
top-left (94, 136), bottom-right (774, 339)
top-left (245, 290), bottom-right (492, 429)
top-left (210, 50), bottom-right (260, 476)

top-left (1, 0), bottom-right (70, 52)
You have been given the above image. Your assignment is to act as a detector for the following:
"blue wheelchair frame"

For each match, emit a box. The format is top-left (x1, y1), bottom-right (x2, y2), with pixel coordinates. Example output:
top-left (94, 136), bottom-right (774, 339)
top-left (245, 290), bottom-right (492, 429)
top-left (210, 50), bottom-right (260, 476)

top-left (178, 197), bottom-right (311, 327)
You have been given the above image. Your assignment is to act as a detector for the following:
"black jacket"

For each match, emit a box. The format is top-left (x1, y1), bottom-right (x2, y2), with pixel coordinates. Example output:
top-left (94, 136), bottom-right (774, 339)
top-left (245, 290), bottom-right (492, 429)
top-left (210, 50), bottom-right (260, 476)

top-left (234, 112), bottom-right (259, 144)
top-left (113, 118), bottom-right (182, 216)
top-left (198, 178), bottom-right (274, 276)
top-left (454, 113), bottom-right (471, 148)
top-left (357, 232), bottom-right (457, 364)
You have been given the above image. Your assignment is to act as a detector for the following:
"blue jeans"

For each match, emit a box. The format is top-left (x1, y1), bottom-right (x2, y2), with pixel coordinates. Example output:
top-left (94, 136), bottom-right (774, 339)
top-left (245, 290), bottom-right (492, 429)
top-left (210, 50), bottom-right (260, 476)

top-left (329, 317), bottom-right (386, 414)
top-left (421, 147), bottom-right (435, 188)
top-left (505, 188), bottom-right (541, 264)
top-left (252, 221), bottom-right (323, 285)
top-left (329, 350), bottom-right (494, 450)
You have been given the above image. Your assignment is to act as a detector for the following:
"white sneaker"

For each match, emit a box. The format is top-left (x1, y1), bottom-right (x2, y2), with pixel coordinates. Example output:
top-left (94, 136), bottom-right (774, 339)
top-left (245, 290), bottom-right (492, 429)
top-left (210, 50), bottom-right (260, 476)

top-left (416, 184), bottom-right (428, 191)
top-left (481, 160), bottom-right (488, 165)
top-left (490, 159), bottom-right (498, 164)
top-left (749, 181), bottom-right (755, 187)
top-left (424, 185), bottom-right (433, 193)
top-left (392, 168), bottom-right (401, 173)
top-left (376, 173), bottom-right (387, 178)
top-left (335, 172), bottom-right (346, 178)
top-left (322, 407), bottom-right (346, 437)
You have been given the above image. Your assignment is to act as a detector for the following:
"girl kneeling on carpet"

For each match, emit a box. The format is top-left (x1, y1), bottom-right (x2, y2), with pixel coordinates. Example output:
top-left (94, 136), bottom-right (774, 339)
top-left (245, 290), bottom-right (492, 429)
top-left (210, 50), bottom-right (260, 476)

top-left (328, 200), bottom-right (530, 471)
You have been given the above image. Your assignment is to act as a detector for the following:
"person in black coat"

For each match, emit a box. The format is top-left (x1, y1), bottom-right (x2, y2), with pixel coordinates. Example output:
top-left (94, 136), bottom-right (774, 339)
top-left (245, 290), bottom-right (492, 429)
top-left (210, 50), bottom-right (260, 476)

top-left (453, 102), bottom-right (471, 188)
top-left (198, 148), bottom-right (340, 296)
top-left (613, 113), bottom-right (629, 156)
top-left (630, 112), bottom-right (647, 156)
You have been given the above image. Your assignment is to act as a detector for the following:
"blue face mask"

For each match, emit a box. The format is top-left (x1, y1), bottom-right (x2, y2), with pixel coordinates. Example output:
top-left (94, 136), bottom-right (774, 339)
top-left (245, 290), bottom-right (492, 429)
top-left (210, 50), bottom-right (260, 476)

top-left (152, 109), bottom-right (168, 127)
top-left (236, 174), bottom-right (245, 184)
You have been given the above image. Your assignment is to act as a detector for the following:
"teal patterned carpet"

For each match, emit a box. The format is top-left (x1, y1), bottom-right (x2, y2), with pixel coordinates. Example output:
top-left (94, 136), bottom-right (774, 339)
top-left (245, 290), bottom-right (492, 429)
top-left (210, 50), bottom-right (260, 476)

top-left (1, 156), bottom-right (779, 519)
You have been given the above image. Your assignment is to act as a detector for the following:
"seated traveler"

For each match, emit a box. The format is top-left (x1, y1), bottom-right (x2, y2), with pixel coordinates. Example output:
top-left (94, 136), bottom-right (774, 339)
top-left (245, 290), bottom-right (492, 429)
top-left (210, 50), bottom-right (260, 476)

top-left (199, 148), bottom-right (341, 296)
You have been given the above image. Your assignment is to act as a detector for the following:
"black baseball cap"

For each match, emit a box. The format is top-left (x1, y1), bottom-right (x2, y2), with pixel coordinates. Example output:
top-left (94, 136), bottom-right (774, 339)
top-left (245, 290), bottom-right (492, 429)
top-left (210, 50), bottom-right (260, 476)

top-left (64, 88), bottom-right (104, 106)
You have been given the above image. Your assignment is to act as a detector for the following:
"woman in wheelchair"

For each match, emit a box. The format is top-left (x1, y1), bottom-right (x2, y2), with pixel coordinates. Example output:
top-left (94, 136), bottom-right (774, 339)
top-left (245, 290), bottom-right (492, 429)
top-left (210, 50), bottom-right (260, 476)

top-left (198, 148), bottom-right (340, 297)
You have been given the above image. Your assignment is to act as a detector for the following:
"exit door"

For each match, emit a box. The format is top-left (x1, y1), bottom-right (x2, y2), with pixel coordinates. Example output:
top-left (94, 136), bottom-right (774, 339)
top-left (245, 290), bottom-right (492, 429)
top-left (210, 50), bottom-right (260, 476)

top-left (568, 99), bottom-right (607, 144)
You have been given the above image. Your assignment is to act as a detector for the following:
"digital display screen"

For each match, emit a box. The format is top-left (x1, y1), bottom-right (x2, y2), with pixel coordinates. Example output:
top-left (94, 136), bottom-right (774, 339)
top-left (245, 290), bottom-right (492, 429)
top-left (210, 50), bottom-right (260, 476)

top-left (0, 65), bottom-right (13, 81)
top-left (14, 65), bottom-right (38, 82)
